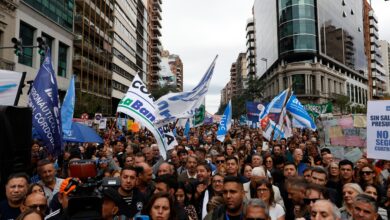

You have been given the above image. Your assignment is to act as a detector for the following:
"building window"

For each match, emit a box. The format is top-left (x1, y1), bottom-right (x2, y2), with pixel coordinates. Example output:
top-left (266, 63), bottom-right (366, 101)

top-left (321, 76), bottom-right (324, 92)
top-left (346, 83), bottom-right (350, 100)
top-left (18, 21), bottom-right (35, 67)
top-left (358, 87), bottom-right (362, 104)
top-left (355, 86), bottom-right (358, 104)
top-left (58, 42), bottom-right (68, 77)
top-left (351, 84), bottom-right (354, 102)
top-left (283, 76), bottom-right (288, 89)
top-left (311, 75), bottom-right (315, 92)
top-left (292, 74), bottom-right (305, 94)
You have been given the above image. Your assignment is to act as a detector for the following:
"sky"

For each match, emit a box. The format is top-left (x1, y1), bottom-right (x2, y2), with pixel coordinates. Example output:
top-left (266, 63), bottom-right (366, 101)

top-left (161, 0), bottom-right (390, 115)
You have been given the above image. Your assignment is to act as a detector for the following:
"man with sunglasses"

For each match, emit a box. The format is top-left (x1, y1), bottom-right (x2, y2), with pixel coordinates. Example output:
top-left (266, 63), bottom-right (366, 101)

top-left (213, 154), bottom-right (226, 175)
top-left (20, 193), bottom-right (48, 217)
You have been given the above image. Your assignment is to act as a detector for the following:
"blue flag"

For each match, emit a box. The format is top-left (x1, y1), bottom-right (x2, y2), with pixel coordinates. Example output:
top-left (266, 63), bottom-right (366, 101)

top-left (286, 94), bottom-right (316, 130)
top-left (184, 119), bottom-right (190, 139)
top-left (259, 89), bottom-right (288, 120)
top-left (217, 100), bottom-right (232, 142)
top-left (61, 75), bottom-right (75, 134)
top-left (29, 49), bottom-right (63, 156)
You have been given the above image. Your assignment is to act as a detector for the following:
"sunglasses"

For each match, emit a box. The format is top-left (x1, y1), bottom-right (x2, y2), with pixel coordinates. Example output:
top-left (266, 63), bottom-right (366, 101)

top-left (28, 204), bottom-right (47, 211)
top-left (360, 171), bottom-right (373, 175)
top-left (216, 160), bottom-right (225, 164)
top-left (246, 218), bottom-right (265, 220)
top-left (303, 198), bottom-right (319, 205)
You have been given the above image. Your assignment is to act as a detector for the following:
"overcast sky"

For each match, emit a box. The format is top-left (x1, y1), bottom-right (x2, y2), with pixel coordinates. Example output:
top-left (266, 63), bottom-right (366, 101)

top-left (161, 0), bottom-right (390, 115)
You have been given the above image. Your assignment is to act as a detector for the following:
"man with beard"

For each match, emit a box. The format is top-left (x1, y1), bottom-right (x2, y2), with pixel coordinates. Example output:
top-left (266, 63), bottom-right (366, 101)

top-left (37, 160), bottom-right (64, 204)
top-left (0, 173), bottom-right (29, 220)
top-left (194, 162), bottom-right (212, 219)
top-left (178, 155), bottom-right (198, 183)
top-left (204, 176), bottom-right (246, 220)
top-left (117, 167), bottom-right (146, 218)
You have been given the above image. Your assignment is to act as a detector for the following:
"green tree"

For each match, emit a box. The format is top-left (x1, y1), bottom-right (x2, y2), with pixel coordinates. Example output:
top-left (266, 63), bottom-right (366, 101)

top-left (333, 94), bottom-right (351, 114)
top-left (216, 102), bottom-right (227, 115)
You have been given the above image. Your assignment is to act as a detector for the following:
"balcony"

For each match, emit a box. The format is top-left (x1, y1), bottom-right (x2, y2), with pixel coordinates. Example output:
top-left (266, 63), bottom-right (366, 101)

top-left (73, 55), bottom-right (112, 78)
top-left (75, 0), bottom-right (113, 28)
top-left (152, 26), bottom-right (161, 36)
top-left (0, 58), bottom-right (15, 71)
top-left (74, 36), bottom-right (112, 62)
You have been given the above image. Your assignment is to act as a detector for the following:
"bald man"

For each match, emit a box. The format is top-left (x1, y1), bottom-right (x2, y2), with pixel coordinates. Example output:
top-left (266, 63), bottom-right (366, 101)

top-left (136, 162), bottom-right (154, 198)
top-left (20, 193), bottom-right (48, 216)
top-left (157, 162), bottom-right (174, 176)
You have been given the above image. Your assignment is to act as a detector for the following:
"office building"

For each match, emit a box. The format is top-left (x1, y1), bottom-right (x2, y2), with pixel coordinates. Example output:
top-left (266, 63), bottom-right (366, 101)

top-left (159, 50), bottom-right (183, 91)
top-left (0, 0), bottom-right (18, 71)
top-left (254, 0), bottom-right (370, 106)
top-left (379, 40), bottom-right (390, 92)
top-left (221, 81), bottom-right (232, 105)
top-left (111, 0), bottom-right (149, 110)
top-left (246, 16), bottom-right (256, 77)
top-left (12, 0), bottom-right (73, 106)
top-left (146, 0), bottom-right (163, 89)
top-left (73, 0), bottom-right (114, 115)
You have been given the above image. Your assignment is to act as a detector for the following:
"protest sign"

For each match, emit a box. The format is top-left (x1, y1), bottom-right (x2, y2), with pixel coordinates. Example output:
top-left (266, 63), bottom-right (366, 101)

top-left (367, 101), bottom-right (390, 160)
top-left (304, 102), bottom-right (333, 118)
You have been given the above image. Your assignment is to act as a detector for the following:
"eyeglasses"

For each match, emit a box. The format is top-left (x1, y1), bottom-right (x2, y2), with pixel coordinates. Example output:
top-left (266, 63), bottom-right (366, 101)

top-left (216, 160), bottom-right (225, 164)
top-left (265, 160), bottom-right (272, 163)
top-left (28, 204), bottom-right (47, 211)
top-left (303, 198), bottom-right (319, 205)
top-left (360, 171), bottom-right (373, 175)
top-left (256, 188), bottom-right (269, 193)
top-left (213, 179), bottom-right (223, 184)
top-left (246, 218), bottom-right (265, 220)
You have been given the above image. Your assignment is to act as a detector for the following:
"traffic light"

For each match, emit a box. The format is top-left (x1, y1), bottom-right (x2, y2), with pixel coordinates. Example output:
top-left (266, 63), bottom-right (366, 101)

top-left (11, 37), bottom-right (23, 56)
top-left (37, 37), bottom-right (47, 56)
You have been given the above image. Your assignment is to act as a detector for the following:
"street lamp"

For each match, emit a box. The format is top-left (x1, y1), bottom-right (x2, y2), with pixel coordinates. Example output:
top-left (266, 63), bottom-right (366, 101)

top-left (261, 57), bottom-right (268, 70)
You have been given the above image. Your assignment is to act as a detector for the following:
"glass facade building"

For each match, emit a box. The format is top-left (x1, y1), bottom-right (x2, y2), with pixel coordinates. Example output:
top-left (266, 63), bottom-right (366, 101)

top-left (278, 0), bottom-right (317, 55)
top-left (23, 0), bottom-right (74, 32)
top-left (317, 0), bottom-right (367, 74)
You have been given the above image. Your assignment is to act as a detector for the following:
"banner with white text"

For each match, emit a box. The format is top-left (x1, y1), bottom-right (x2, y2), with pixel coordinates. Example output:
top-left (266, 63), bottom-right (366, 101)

top-left (367, 101), bottom-right (390, 160)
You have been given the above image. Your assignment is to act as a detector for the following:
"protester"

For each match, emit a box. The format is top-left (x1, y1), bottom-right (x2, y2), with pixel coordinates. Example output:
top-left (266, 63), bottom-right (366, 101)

top-left (0, 173), bottom-right (29, 220)
top-left (310, 200), bottom-right (341, 220)
top-left (142, 192), bottom-right (177, 220)
top-left (37, 160), bottom-right (64, 204)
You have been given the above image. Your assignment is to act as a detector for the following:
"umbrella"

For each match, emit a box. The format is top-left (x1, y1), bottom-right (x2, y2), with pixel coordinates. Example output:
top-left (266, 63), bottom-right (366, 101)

top-left (63, 122), bottom-right (103, 143)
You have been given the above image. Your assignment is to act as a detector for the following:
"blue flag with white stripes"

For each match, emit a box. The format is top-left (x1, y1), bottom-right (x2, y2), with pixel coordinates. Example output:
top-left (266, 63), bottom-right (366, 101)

top-left (287, 94), bottom-right (316, 130)
top-left (259, 89), bottom-right (288, 120)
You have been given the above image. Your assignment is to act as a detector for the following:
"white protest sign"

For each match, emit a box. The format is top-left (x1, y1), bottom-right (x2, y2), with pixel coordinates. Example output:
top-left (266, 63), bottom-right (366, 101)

top-left (367, 101), bottom-right (390, 160)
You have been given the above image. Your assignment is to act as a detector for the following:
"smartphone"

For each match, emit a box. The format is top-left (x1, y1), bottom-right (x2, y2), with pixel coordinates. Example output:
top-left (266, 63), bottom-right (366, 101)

top-left (134, 215), bottom-right (150, 220)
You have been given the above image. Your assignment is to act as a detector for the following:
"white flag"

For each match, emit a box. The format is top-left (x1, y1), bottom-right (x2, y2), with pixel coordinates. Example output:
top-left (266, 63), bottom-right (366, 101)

top-left (155, 56), bottom-right (217, 125)
top-left (117, 74), bottom-right (174, 159)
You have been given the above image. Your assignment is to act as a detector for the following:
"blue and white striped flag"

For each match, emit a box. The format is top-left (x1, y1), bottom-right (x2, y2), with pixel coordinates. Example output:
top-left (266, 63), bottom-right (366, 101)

top-left (217, 100), bottom-right (232, 142)
top-left (259, 89), bottom-right (289, 120)
top-left (287, 94), bottom-right (316, 130)
top-left (155, 56), bottom-right (218, 125)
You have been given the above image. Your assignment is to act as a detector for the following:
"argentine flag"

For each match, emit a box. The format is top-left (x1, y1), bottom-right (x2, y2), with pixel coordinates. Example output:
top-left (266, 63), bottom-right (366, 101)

top-left (286, 95), bottom-right (316, 130)
top-left (217, 100), bottom-right (232, 142)
top-left (259, 89), bottom-right (289, 120)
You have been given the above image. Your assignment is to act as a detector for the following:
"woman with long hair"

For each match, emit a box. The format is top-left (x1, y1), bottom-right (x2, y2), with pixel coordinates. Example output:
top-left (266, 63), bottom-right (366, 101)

top-left (176, 182), bottom-right (198, 220)
top-left (255, 179), bottom-right (285, 220)
top-left (339, 183), bottom-right (363, 219)
top-left (241, 164), bottom-right (253, 180)
top-left (142, 192), bottom-right (177, 220)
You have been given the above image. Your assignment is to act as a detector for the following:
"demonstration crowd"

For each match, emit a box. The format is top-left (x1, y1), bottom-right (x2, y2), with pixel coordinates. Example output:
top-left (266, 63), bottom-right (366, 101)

top-left (1, 123), bottom-right (390, 220)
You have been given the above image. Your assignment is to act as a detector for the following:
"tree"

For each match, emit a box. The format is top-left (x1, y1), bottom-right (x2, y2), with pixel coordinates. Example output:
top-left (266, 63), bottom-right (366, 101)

top-left (333, 94), bottom-right (351, 114)
top-left (216, 102), bottom-right (227, 115)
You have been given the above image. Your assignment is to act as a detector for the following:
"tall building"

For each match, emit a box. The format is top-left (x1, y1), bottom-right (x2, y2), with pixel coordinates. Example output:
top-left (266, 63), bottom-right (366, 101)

top-left (367, 8), bottom-right (386, 98)
top-left (159, 50), bottom-right (183, 91)
top-left (12, 0), bottom-right (74, 106)
top-left (246, 16), bottom-right (256, 77)
top-left (146, 0), bottom-right (163, 89)
top-left (0, 0), bottom-right (18, 71)
top-left (230, 53), bottom-right (247, 97)
top-left (379, 40), bottom-right (390, 92)
top-left (111, 0), bottom-right (149, 110)
top-left (73, 0), bottom-right (114, 115)
top-left (254, 0), bottom-right (369, 106)
top-left (220, 81), bottom-right (232, 105)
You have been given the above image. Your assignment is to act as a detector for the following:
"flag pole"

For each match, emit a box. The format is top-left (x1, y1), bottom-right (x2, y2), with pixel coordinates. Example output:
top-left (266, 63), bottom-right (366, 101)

top-left (107, 112), bottom-right (119, 142)
top-left (270, 87), bottom-right (292, 142)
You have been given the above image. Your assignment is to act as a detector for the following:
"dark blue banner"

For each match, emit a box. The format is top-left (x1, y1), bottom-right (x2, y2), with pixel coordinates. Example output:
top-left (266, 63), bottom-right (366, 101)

top-left (29, 49), bottom-right (63, 156)
top-left (246, 101), bottom-right (261, 123)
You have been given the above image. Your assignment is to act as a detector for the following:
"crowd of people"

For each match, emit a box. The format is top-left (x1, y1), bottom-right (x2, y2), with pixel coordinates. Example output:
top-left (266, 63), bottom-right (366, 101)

top-left (1, 122), bottom-right (390, 220)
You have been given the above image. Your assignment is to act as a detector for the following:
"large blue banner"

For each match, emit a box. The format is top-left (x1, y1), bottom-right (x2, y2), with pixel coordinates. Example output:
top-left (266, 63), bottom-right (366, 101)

top-left (29, 49), bottom-right (63, 156)
top-left (246, 101), bottom-right (261, 124)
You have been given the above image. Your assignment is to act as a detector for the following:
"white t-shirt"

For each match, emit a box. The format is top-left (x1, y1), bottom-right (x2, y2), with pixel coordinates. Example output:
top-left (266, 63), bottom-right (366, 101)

top-left (269, 203), bottom-right (285, 220)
